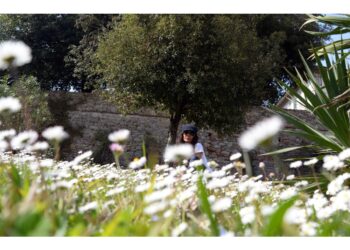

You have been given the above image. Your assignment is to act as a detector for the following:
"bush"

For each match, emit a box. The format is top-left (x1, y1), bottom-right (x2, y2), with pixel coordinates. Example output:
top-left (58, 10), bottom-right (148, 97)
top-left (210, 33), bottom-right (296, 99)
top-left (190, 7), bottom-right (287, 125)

top-left (0, 75), bottom-right (52, 132)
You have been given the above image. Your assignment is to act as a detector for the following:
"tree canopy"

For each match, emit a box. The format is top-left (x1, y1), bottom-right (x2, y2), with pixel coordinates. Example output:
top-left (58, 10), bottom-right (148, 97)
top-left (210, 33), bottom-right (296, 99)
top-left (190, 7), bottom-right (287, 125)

top-left (0, 14), bottom-right (327, 143)
top-left (93, 14), bottom-right (327, 143)
top-left (0, 14), bottom-right (84, 90)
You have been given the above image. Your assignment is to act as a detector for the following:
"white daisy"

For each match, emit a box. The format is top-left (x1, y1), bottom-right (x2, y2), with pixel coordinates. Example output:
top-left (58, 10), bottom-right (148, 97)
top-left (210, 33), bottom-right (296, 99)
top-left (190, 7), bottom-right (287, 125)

top-left (0, 40), bottom-right (32, 69)
top-left (0, 97), bottom-right (22, 113)
top-left (42, 126), bottom-right (69, 142)
top-left (108, 129), bottom-right (130, 143)
top-left (238, 116), bottom-right (284, 151)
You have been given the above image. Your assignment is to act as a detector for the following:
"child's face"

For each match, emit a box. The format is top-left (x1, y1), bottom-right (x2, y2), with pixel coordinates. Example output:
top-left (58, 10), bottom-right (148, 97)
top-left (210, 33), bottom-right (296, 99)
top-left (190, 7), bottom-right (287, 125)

top-left (183, 131), bottom-right (194, 143)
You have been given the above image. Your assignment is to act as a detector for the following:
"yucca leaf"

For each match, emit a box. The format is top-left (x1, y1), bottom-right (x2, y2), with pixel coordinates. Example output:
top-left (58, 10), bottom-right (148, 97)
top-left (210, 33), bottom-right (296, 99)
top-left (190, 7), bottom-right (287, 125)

top-left (269, 106), bottom-right (343, 152)
top-left (260, 145), bottom-right (314, 156)
top-left (305, 27), bottom-right (350, 37)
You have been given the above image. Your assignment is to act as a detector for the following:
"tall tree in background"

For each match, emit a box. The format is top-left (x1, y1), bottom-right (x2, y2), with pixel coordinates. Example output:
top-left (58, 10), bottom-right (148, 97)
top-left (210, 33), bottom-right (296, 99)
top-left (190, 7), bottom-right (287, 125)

top-left (0, 14), bottom-right (326, 95)
top-left (256, 14), bottom-right (328, 101)
top-left (93, 14), bottom-right (327, 144)
top-left (0, 14), bottom-right (84, 90)
top-left (65, 14), bottom-right (119, 92)
top-left (94, 15), bottom-right (280, 143)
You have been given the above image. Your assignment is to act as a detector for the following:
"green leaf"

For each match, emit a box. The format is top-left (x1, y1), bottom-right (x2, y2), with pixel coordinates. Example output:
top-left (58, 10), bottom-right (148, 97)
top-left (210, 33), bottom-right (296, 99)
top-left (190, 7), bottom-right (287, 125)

top-left (262, 196), bottom-right (298, 236)
top-left (260, 145), bottom-right (314, 156)
top-left (197, 174), bottom-right (220, 236)
top-left (269, 105), bottom-right (343, 152)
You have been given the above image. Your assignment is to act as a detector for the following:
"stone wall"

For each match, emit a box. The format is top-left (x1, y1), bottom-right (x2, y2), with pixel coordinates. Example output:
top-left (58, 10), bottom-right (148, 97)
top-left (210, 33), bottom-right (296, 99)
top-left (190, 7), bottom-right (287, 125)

top-left (48, 92), bottom-right (326, 176)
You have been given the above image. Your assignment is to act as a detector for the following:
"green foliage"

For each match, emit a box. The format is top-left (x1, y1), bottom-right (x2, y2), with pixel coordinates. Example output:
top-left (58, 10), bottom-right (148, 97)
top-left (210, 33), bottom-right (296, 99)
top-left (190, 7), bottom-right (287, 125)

top-left (262, 196), bottom-right (298, 236)
top-left (0, 14), bottom-right (84, 90)
top-left (197, 172), bottom-right (219, 236)
top-left (95, 15), bottom-right (285, 142)
top-left (2, 151), bottom-right (350, 236)
top-left (257, 14), bottom-right (328, 78)
top-left (270, 17), bottom-right (350, 155)
top-left (0, 75), bottom-right (53, 131)
top-left (65, 14), bottom-right (119, 92)
top-left (303, 14), bottom-right (350, 58)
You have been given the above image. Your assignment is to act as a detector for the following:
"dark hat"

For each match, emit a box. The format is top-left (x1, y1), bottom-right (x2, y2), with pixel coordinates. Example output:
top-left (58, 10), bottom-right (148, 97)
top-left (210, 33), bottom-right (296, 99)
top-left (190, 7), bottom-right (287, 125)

top-left (181, 124), bottom-right (198, 134)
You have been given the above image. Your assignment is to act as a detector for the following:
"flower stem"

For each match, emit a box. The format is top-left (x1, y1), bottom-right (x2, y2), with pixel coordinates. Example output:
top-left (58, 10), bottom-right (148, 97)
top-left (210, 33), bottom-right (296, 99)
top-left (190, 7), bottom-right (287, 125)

top-left (243, 150), bottom-right (253, 177)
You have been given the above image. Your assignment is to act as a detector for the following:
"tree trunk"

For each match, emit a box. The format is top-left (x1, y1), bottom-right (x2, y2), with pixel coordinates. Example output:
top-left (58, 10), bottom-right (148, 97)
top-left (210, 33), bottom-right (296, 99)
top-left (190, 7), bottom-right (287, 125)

top-left (167, 111), bottom-right (182, 145)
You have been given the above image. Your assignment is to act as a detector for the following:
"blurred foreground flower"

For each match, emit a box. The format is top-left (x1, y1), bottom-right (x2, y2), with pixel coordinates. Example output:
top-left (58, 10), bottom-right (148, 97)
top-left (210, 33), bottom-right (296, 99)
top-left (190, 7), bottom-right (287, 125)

top-left (171, 222), bottom-right (188, 236)
top-left (0, 96), bottom-right (22, 113)
top-left (339, 148), bottom-right (350, 161)
top-left (230, 152), bottom-right (242, 161)
top-left (10, 130), bottom-right (38, 150)
top-left (42, 126), bottom-right (69, 142)
top-left (108, 129), bottom-right (130, 144)
top-left (164, 144), bottom-right (194, 163)
top-left (42, 126), bottom-right (69, 161)
top-left (0, 40), bottom-right (32, 69)
top-left (238, 116), bottom-right (284, 151)
top-left (129, 156), bottom-right (147, 169)
top-left (109, 143), bottom-right (124, 168)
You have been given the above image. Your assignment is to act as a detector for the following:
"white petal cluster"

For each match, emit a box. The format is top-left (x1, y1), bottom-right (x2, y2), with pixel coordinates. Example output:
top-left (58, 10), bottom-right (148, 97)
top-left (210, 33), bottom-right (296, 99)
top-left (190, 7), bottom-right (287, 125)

top-left (135, 183), bottom-right (151, 193)
top-left (330, 190), bottom-right (350, 211)
top-left (0, 97), bottom-right (22, 113)
top-left (42, 126), bottom-right (69, 142)
top-left (212, 197), bottom-right (232, 213)
top-left (300, 222), bottom-right (318, 236)
top-left (106, 187), bottom-right (125, 197)
top-left (0, 141), bottom-right (8, 152)
top-left (0, 40), bottom-right (32, 69)
top-left (306, 192), bottom-right (328, 211)
top-left (206, 177), bottom-right (230, 190)
top-left (208, 160), bottom-right (219, 168)
top-left (26, 141), bottom-right (49, 151)
top-left (144, 188), bottom-right (173, 203)
top-left (144, 201), bottom-right (168, 215)
top-left (163, 144), bottom-right (194, 162)
top-left (40, 159), bottom-right (55, 168)
top-left (290, 160), bottom-right (302, 169)
top-left (284, 206), bottom-right (307, 225)
top-left (261, 205), bottom-right (276, 216)
top-left (78, 201), bottom-right (98, 213)
top-left (323, 155), bottom-right (344, 171)
top-left (108, 129), bottom-right (130, 143)
top-left (326, 173), bottom-right (350, 196)
top-left (189, 159), bottom-right (203, 168)
top-left (286, 174), bottom-right (295, 180)
top-left (70, 151), bottom-right (93, 166)
top-left (338, 148), bottom-right (350, 161)
top-left (238, 116), bottom-right (284, 151)
top-left (129, 156), bottom-right (147, 169)
top-left (0, 129), bottom-right (16, 140)
top-left (171, 222), bottom-right (188, 237)
top-left (230, 152), bottom-right (242, 161)
top-left (239, 206), bottom-right (255, 224)
top-left (279, 187), bottom-right (297, 200)
top-left (50, 179), bottom-right (77, 190)
top-left (303, 157), bottom-right (318, 166)
top-left (10, 130), bottom-right (38, 150)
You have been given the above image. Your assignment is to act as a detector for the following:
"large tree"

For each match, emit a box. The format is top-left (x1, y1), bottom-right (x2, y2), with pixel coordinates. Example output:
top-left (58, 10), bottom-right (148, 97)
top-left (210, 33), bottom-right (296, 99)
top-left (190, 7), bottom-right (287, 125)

top-left (65, 14), bottom-right (119, 92)
top-left (0, 14), bottom-right (84, 90)
top-left (94, 15), bottom-right (294, 143)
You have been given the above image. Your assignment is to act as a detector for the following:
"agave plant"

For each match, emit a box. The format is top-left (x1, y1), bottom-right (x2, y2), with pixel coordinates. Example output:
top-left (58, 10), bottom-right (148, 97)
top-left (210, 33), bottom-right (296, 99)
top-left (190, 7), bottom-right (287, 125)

top-left (269, 15), bottom-right (350, 156)
top-left (303, 14), bottom-right (350, 59)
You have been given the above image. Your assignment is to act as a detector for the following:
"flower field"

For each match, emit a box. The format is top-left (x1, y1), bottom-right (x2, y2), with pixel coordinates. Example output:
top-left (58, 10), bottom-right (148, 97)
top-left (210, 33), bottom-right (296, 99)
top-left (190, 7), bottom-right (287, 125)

top-left (1, 13), bottom-right (350, 238)
top-left (1, 142), bottom-right (350, 236)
